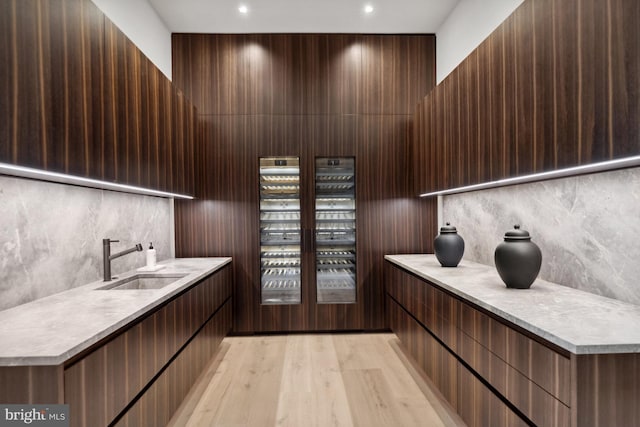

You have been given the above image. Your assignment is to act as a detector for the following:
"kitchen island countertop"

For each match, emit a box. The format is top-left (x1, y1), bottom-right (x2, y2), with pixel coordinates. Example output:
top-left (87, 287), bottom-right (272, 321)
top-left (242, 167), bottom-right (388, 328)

top-left (0, 257), bottom-right (231, 366)
top-left (386, 254), bottom-right (640, 354)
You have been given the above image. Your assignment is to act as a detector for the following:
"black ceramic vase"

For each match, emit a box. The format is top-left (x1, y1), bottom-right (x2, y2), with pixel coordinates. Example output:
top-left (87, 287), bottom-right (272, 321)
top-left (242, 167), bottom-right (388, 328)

top-left (434, 223), bottom-right (465, 267)
top-left (494, 225), bottom-right (542, 289)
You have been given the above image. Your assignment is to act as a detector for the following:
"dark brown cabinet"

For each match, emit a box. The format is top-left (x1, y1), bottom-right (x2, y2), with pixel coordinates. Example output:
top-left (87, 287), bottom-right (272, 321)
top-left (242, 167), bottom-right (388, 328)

top-left (0, 0), bottom-right (197, 195)
top-left (0, 264), bottom-right (232, 427)
top-left (386, 261), bottom-right (640, 427)
top-left (413, 0), bottom-right (640, 196)
top-left (386, 261), bottom-right (570, 427)
top-left (64, 265), bottom-right (232, 427)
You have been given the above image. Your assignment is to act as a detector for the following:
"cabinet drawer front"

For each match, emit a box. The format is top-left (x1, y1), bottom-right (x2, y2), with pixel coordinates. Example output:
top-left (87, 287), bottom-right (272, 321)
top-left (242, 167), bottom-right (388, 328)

top-left (388, 296), bottom-right (458, 407)
top-left (459, 331), bottom-right (570, 427)
top-left (115, 300), bottom-right (232, 427)
top-left (389, 296), bottom-right (529, 427)
top-left (457, 361), bottom-right (529, 427)
top-left (386, 264), bottom-right (458, 351)
top-left (458, 302), bottom-right (571, 405)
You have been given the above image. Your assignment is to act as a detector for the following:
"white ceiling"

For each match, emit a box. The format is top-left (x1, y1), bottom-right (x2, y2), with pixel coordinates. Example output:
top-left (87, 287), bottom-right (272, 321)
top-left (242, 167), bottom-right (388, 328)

top-left (147, 0), bottom-right (461, 34)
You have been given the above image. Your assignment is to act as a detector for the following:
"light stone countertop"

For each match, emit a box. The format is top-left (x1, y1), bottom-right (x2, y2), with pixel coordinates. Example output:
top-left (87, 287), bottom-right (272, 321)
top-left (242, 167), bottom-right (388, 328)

top-left (0, 257), bottom-right (231, 366)
top-left (385, 254), bottom-right (640, 355)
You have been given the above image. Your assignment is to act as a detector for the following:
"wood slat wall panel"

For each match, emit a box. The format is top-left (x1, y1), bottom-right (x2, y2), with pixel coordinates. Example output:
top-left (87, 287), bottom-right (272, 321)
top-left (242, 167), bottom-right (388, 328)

top-left (0, 0), bottom-right (197, 194)
top-left (172, 34), bottom-right (437, 333)
top-left (414, 0), bottom-right (640, 194)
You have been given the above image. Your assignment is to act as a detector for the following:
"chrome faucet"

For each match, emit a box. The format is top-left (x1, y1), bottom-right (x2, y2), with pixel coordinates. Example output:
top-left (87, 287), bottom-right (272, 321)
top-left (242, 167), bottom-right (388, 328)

top-left (103, 239), bottom-right (143, 281)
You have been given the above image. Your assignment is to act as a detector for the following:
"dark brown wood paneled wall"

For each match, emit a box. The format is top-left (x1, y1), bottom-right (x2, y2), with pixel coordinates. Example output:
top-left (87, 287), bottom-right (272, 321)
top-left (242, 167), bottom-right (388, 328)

top-left (414, 0), bottom-right (640, 195)
top-left (172, 34), bottom-right (437, 332)
top-left (0, 0), bottom-right (197, 194)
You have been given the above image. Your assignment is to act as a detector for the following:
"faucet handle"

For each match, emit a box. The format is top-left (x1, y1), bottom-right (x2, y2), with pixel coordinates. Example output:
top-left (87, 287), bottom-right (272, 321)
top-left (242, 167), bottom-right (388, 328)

top-left (110, 239), bottom-right (120, 243)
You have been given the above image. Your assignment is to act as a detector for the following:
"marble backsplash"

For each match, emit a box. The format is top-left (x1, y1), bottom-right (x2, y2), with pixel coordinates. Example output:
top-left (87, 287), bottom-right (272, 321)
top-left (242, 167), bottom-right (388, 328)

top-left (0, 175), bottom-right (174, 311)
top-left (442, 166), bottom-right (640, 306)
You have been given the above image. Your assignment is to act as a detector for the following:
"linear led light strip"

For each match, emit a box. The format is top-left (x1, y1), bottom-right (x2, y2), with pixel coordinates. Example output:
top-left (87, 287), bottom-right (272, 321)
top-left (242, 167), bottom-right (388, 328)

top-left (419, 155), bottom-right (640, 198)
top-left (0, 162), bottom-right (194, 199)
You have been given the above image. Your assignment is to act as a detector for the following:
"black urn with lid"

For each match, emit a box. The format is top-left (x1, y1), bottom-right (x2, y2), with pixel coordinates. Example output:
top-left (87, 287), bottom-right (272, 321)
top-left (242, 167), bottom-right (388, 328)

top-left (434, 222), bottom-right (465, 267)
top-left (494, 225), bottom-right (542, 289)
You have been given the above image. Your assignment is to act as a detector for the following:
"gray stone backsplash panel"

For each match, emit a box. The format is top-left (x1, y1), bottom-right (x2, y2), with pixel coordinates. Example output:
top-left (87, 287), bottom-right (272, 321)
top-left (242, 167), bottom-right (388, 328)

top-left (0, 175), bottom-right (173, 311)
top-left (443, 167), bottom-right (640, 305)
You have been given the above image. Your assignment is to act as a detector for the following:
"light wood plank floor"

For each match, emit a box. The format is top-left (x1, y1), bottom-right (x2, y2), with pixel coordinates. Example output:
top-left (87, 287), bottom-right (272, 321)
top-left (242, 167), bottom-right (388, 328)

top-left (169, 333), bottom-right (464, 427)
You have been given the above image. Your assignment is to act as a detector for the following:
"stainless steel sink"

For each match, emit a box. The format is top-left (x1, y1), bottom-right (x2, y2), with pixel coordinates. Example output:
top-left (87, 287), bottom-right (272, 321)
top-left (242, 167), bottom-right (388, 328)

top-left (97, 273), bottom-right (188, 290)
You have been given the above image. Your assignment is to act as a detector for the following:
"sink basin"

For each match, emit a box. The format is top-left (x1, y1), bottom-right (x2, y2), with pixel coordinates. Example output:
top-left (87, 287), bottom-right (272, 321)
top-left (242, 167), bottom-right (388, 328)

top-left (97, 273), bottom-right (188, 290)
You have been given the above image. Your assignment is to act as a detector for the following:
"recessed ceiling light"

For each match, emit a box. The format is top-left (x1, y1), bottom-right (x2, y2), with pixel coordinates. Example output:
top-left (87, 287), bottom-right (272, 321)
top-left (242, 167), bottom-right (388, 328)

top-left (364, 4), bottom-right (374, 14)
top-left (238, 5), bottom-right (248, 14)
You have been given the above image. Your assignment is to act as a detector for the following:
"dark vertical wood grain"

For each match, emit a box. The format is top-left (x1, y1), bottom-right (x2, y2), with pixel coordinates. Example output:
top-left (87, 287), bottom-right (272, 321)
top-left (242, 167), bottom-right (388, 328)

top-left (358, 115), bottom-right (437, 330)
top-left (0, 0), bottom-right (197, 195)
top-left (361, 35), bottom-right (436, 115)
top-left (572, 353), bottom-right (640, 427)
top-left (458, 331), bottom-right (571, 426)
top-left (0, 366), bottom-right (64, 404)
top-left (413, 0), bottom-right (640, 194)
top-left (387, 262), bottom-right (576, 427)
top-left (457, 361), bottom-right (529, 427)
top-left (387, 296), bottom-right (458, 408)
top-left (172, 34), bottom-right (437, 333)
top-left (63, 265), bottom-right (232, 427)
top-left (115, 300), bottom-right (232, 427)
top-left (511, 1), bottom-right (535, 176)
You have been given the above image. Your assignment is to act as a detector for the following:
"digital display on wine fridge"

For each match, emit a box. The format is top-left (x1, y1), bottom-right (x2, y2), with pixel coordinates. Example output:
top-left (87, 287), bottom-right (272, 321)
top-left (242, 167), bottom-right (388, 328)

top-left (315, 157), bottom-right (356, 303)
top-left (259, 157), bottom-right (301, 304)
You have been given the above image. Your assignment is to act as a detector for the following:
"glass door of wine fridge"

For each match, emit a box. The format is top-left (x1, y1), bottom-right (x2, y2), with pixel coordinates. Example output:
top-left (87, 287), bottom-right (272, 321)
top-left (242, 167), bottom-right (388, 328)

top-left (315, 157), bottom-right (356, 303)
top-left (259, 157), bottom-right (301, 304)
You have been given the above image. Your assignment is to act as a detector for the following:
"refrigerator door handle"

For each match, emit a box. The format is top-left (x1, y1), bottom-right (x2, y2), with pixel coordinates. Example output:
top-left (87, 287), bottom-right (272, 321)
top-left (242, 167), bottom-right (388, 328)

top-left (302, 229), bottom-right (310, 253)
top-left (301, 228), bottom-right (313, 253)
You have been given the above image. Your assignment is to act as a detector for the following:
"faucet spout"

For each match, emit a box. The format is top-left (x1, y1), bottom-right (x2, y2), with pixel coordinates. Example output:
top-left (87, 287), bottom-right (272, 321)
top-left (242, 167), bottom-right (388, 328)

top-left (103, 239), bottom-right (143, 281)
top-left (110, 243), bottom-right (144, 260)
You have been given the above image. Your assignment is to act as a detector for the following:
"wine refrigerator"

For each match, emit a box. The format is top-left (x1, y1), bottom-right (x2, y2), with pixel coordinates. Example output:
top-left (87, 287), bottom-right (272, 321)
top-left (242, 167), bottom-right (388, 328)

top-left (259, 156), bottom-right (356, 305)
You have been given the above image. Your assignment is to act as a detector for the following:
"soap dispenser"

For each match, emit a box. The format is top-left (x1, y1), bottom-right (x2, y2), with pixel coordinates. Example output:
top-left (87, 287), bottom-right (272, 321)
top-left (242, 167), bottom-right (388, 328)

top-left (146, 242), bottom-right (157, 268)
